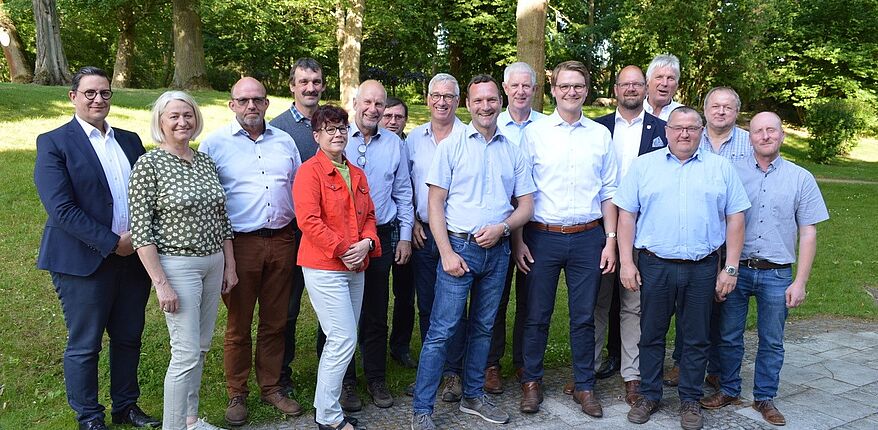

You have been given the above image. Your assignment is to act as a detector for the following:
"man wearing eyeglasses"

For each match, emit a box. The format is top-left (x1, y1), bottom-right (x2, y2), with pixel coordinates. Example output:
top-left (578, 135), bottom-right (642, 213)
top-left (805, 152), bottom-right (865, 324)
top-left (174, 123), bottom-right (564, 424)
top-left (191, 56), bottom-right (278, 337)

top-left (586, 65), bottom-right (668, 406)
top-left (199, 77), bottom-right (304, 424)
top-left (615, 106), bottom-right (749, 430)
top-left (381, 97), bottom-right (409, 138)
top-left (268, 57), bottom-right (325, 399)
top-left (35, 66), bottom-right (161, 430)
top-left (516, 60), bottom-right (618, 418)
top-left (325, 79), bottom-right (413, 410)
top-left (644, 54), bottom-right (684, 121)
top-left (405, 73), bottom-right (468, 404)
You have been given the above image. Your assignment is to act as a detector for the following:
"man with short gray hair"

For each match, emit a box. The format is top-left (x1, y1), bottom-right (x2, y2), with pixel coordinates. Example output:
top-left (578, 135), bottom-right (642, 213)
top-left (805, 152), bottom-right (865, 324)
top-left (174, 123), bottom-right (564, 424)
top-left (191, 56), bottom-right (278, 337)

top-left (644, 54), bottom-right (683, 120)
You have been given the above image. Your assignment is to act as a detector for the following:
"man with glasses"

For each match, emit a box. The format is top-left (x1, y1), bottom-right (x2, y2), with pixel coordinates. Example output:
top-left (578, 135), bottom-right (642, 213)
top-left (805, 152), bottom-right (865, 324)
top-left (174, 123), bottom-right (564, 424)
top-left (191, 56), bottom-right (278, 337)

top-left (405, 73), bottom-right (469, 403)
top-left (382, 97), bottom-right (409, 138)
top-left (412, 74), bottom-right (535, 430)
top-left (587, 65), bottom-right (668, 405)
top-left (322, 79), bottom-right (413, 410)
top-left (35, 66), bottom-right (160, 430)
top-left (483, 62), bottom-right (547, 395)
top-left (199, 77), bottom-right (304, 425)
top-left (269, 57), bottom-right (325, 399)
top-left (644, 54), bottom-right (684, 121)
top-left (516, 60), bottom-right (618, 418)
top-left (615, 106), bottom-right (749, 430)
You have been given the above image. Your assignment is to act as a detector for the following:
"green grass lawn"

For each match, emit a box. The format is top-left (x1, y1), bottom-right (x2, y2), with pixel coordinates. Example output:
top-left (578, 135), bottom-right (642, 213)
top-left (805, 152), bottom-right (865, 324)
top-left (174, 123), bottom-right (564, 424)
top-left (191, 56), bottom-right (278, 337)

top-left (0, 83), bottom-right (875, 428)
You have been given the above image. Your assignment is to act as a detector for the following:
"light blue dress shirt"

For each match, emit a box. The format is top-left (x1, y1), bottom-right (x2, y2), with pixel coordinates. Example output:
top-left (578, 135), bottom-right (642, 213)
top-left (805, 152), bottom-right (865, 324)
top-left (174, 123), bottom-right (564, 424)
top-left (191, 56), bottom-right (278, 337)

top-left (498, 108), bottom-right (547, 146)
top-left (426, 123), bottom-right (536, 234)
top-left (699, 126), bottom-right (753, 162)
top-left (344, 123), bottom-right (414, 240)
top-left (735, 156), bottom-right (829, 264)
top-left (405, 118), bottom-right (466, 222)
top-left (613, 147), bottom-right (751, 261)
top-left (199, 120), bottom-right (302, 233)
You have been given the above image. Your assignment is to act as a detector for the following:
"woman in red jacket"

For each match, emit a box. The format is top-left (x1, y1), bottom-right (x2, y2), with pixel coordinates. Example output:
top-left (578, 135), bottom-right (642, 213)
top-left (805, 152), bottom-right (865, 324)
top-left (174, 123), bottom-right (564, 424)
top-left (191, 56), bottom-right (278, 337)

top-left (293, 105), bottom-right (379, 430)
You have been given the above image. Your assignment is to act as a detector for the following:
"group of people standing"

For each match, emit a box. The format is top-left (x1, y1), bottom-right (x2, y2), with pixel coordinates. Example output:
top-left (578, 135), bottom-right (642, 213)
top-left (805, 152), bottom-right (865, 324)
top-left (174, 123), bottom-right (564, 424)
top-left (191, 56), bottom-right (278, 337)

top-left (35, 52), bottom-right (827, 430)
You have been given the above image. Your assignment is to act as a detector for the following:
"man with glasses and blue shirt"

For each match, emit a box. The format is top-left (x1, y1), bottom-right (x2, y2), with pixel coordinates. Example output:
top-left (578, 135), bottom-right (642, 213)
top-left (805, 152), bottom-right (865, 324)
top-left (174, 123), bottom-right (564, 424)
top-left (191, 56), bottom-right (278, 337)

top-left (319, 79), bottom-right (413, 410)
top-left (199, 77), bottom-right (304, 425)
top-left (405, 73), bottom-right (469, 402)
top-left (615, 106), bottom-right (750, 430)
top-left (411, 74), bottom-right (535, 430)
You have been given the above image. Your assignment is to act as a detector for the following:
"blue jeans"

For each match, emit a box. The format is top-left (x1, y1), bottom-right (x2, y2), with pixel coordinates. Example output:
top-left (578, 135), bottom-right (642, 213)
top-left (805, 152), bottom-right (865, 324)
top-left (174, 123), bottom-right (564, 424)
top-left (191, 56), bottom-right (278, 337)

top-left (412, 235), bottom-right (510, 414)
top-left (411, 225), bottom-right (465, 375)
top-left (718, 265), bottom-right (791, 400)
top-left (521, 226), bottom-right (604, 392)
top-left (638, 251), bottom-right (718, 403)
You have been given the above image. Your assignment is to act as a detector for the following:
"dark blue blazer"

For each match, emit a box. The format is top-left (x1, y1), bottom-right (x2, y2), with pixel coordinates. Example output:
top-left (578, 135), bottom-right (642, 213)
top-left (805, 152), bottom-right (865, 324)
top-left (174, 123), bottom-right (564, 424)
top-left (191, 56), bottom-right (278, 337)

top-left (594, 111), bottom-right (668, 155)
top-left (34, 118), bottom-right (146, 276)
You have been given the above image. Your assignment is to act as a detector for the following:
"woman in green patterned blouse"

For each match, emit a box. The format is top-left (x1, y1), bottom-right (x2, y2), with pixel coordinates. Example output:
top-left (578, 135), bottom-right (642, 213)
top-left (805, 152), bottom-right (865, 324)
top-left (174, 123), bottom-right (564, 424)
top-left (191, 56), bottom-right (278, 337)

top-left (129, 91), bottom-right (237, 430)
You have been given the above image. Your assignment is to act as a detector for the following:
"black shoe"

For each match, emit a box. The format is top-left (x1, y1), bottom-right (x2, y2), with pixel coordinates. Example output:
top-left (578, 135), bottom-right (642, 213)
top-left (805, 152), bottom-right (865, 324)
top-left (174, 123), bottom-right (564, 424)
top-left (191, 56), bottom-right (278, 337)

top-left (595, 355), bottom-right (621, 379)
top-left (111, 404), bottom-right (161, 428)
top-left (79, 419), bottom-right (108, 430)
top-left (391, 350), bottom-right (418, 369)
top-left (367, 380), bottom-right (394, 408)
top-left (339, 382), bottom-right (363, 412)
top-left (317, 416), bottom-right (364, 430)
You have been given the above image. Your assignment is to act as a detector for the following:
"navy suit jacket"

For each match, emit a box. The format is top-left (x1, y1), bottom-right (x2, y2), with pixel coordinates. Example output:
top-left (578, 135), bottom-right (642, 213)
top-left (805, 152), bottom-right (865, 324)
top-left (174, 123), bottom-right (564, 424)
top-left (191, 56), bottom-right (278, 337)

top-left (594, 111), bottom-right (668, 155)
top-left (34, 118), bottom-right (146, 276)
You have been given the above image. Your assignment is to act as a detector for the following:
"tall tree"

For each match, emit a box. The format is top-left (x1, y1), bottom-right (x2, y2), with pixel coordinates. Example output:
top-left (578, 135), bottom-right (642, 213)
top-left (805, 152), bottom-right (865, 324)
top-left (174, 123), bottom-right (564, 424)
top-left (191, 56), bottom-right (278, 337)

top-left (516, 0), bottom-right (546, 111)
top-left (111, 2), bottom-right (136, 88)
top-left (32, 0), bottom-right (70, 85)
top-left (172, 0), bottom-right (210, 89)
top-left (0, 0), bottom-right (32, 83)
top-left (336, 0), bottom-right (364, 113)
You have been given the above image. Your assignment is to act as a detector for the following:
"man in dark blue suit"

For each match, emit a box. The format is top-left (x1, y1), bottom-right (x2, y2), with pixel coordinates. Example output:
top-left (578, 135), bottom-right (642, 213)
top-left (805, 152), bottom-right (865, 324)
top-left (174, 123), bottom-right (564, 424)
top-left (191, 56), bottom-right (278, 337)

top-left (34, 67), bottom-right (160, 430)
top-left (591, 65), bottom-right (667, 405)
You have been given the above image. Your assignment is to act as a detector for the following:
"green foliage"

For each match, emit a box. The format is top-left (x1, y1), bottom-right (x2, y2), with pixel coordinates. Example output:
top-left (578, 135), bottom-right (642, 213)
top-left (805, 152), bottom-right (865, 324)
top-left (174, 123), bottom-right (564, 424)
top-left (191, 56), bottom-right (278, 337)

top-left (804, 98), bottom-right (872, 163)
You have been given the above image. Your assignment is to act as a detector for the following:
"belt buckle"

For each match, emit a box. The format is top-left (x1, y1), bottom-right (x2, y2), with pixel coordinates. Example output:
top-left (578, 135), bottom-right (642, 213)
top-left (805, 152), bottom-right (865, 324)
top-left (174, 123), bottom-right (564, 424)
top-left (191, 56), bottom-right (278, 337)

top-left (746, 259), bottom-right (758, 269)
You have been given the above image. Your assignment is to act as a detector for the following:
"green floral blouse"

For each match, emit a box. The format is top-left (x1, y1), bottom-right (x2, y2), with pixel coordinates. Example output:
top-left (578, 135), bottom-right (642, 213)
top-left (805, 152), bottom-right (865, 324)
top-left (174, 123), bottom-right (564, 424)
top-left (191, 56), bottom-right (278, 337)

top-left (129, 148), bottom-right (233, 256)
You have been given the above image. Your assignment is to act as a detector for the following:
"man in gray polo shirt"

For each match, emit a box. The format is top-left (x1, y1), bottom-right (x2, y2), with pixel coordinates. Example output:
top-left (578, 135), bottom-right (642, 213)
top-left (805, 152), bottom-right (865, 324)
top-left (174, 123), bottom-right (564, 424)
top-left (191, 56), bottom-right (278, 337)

top-left (700, 112), bottom-right (828, 427)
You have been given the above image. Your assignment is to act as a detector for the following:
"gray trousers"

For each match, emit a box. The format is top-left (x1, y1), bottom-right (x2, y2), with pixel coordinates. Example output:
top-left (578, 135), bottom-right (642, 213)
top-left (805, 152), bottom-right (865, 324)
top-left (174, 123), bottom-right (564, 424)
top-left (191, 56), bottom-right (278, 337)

top-left (594, 252), bottom-right (642, 382)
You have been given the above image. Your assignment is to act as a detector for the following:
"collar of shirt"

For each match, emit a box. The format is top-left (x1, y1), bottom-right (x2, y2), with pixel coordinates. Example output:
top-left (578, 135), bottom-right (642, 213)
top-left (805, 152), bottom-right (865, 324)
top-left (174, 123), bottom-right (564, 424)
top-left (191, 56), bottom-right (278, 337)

top-left (422, 116), bottom-right (466, 139)
top-left (614, 109), bottom-right (645, 126)
top-left (75, 115), bottom-right (114, 140)
top-left (547, 109), bottom-right (595, 129)
top-left (745, 153), bottom-right (783, 173)
top-left (499, 108), bottom-right (541, 127)
top-left (229, 119), bottom-right (277, 142)
top-left (465, 122), bottom-right (506, 145)
top-left (289, 103), bottom-right (307, 123)
top-left (662, 145), bottom-right (706, 164)
top-left (350, 121), bottom-right (386, 143)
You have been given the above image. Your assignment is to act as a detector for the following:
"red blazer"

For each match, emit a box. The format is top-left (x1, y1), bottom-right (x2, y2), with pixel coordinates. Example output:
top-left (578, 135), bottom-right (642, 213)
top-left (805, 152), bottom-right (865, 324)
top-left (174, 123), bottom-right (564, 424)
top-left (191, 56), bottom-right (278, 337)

top-left (293, 150), bottom-right (380, 271)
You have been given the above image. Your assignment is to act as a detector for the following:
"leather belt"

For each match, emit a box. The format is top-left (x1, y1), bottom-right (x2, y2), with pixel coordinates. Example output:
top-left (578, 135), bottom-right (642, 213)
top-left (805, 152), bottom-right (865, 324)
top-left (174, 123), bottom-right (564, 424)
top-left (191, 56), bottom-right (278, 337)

top-left (448, 231), bottom-right (475, 241)
top-left (377, 222), bottom-right (396, 235)
top-left (527, 220), bottom-right (600, 234)
top-left (741, 259), bottom-right (791, 270)
top-left (236, 223), bottom-right (291, 238)
top-left (640, 248), bottom-right (715, 264)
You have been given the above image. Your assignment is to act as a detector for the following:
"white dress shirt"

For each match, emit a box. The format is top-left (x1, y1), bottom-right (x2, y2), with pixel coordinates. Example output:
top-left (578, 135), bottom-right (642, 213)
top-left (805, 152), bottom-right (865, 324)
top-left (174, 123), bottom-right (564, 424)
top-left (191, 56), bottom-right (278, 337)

top-left (643, 98), bottom-right (683, 121)
top-left (612, 110), bottom-right (645, 181)
top-left (75, 115), bottom-right (131, 235)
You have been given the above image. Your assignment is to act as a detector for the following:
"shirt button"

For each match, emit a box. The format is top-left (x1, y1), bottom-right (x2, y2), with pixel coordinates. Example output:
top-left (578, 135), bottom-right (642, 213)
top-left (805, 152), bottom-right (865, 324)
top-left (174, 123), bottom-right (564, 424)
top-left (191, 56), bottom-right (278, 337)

top-left (265, 186), bottom-right (269, 189)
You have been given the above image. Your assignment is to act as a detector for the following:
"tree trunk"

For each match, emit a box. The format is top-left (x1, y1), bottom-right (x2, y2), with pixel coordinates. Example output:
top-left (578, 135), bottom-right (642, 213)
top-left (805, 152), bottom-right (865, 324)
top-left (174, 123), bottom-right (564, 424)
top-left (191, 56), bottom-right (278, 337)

top-left (0, 0), bottom-right (32, 83)
top-left (516, 0), bottom-right (547, 112)
top-left (336, 0), bottom-right (364, 114)
top-left (111, 5), bottom-right (136, 88)
top-left (172, 0), bottom-right (210, 89)
top-left (32, 0), bottom-right (70, 85)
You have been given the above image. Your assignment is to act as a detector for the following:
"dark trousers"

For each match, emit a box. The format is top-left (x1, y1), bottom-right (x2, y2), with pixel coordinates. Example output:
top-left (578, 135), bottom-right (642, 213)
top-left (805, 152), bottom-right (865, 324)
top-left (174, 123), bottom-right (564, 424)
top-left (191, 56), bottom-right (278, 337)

top-left (389, 259), bottom-right (416, 357)
top-left (317, 226), bottom-right (395, 383)
top-left (486, 262), bottom-right (527, 370)
top-left (280, 221), bottom-right (305, 388)
top-left (521, 226), bottom-right (604, 392)
top-left (604, 284), bottom-right (622, 359)
top-left (638, 251), bottom-right (718, 403)
top-left (51, 254), bottom-right (150, 424)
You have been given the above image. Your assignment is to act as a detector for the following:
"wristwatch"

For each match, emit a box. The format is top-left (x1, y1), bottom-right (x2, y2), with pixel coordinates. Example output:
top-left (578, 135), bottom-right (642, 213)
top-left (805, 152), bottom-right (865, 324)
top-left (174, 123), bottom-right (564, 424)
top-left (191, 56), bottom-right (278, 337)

top-left (502, 222), bottom-right (511, 237)
top-left (367, 238), bottom-right (375, 251)
top-left (723, 265), bottom-right (738, 277)
top-left (605, 232), bottom-right (617, 239)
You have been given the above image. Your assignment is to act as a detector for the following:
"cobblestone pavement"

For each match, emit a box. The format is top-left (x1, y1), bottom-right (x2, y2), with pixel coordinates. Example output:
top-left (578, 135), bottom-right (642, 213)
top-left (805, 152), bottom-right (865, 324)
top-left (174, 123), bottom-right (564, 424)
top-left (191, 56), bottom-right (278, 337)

top-left (243, 319), bottom-right (878, 430)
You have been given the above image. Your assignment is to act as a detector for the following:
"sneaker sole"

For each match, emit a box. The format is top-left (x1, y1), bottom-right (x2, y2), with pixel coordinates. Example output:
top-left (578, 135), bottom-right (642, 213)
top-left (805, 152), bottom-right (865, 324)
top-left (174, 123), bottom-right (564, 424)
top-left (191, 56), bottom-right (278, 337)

top-left (459, 404), bottom-right (510, 424)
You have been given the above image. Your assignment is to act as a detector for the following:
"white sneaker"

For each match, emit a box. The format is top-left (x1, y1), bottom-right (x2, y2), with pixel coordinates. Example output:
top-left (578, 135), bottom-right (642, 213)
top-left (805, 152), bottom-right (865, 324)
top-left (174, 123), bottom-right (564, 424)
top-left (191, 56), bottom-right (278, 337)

top-left (187, 418), bottom-right (228, 430)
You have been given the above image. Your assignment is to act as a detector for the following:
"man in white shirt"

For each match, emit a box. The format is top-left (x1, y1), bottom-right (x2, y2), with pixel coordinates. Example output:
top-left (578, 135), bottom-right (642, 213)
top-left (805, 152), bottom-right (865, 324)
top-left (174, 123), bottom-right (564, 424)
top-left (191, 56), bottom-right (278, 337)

top-left (643, 54), bottom-right (683, 120)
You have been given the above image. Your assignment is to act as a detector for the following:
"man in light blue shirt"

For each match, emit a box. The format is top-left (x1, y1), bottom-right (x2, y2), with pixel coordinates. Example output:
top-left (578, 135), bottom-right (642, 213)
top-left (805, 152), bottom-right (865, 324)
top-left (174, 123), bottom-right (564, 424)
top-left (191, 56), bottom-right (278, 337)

top-left (614, 106), bottom-right (750, 430)
top-left (411, 74), bottom-right (535, 430)
top-left (199, 77), bottom-right (304, 422)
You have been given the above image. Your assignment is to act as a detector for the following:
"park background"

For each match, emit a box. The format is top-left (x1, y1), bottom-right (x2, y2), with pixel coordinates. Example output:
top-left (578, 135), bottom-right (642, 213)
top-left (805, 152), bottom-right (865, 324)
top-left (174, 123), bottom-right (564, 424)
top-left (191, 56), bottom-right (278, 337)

top-left (1, 0), bottom-right (877, 428)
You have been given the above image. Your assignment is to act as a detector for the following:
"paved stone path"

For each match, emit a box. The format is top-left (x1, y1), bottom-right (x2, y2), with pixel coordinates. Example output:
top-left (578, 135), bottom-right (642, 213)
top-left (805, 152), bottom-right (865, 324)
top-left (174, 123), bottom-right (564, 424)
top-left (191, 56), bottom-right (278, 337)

top-left (244, 319), bottom-right (878, 429)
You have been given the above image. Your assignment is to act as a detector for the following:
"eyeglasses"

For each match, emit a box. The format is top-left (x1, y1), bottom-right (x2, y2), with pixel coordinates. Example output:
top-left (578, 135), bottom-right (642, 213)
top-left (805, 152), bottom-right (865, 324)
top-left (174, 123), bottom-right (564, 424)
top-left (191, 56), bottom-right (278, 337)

top-left (616, 82), bottom-right (645, 89)
top-left (429, 93), bottom-right (458, 103)
top-left (356, 144), bottom-right (367, 166)
top-left (666, 125), bottom-right (703, 134)
top-left (321, 125), bottom-right (349, 135)
top-left (232, 97), bottom-right (268, 107)
top-left (382, 113), bottom-right (406, 121)
top-left (554, 83), bottom-right (587, 93)
top-left (78, 90), bottom-right (113, 100)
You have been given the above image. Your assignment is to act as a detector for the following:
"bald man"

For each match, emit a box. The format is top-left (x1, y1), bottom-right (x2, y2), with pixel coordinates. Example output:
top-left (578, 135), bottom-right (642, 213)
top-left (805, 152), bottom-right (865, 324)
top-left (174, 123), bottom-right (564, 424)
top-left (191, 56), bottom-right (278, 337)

top-left (199, 77), bottom-right (304, 424)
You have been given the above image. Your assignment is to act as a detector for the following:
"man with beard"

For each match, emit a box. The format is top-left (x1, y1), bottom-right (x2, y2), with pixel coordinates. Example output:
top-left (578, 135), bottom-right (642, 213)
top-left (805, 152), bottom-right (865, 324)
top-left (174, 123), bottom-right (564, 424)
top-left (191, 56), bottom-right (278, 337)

top-left (411, 74), bottom-right (535, 430)
top-left (643, 54), bottom-right (683, 121)
top-left (517, 60), bottom-right (618, 418)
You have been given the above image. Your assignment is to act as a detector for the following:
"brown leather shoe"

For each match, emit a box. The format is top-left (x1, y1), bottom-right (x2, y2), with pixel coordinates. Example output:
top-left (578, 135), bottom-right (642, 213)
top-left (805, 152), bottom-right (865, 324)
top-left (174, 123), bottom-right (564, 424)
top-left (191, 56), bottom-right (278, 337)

top-left (705, 374), bottom-right (720, 390)
top-left (563, 380), bottom-right (574, 395)
top-left (225, 395), bottom-right (247, 426)
top-left (680, 401), bottom-right (703, 430)
top-left (519, 381), bottom-right (543, 413)
top-left (753, 400), bottom-right (786, 426)
top-left (624, 380), bottom-right (643, 406)
top-left (261, 391), bottom-right (303, 416)
top-left (515, 367), bottom-right (524, 382)
top-left (699, 392), bottom-right (740, 410)
top-left (572, 390), bottom-right (603, 417)
top-left (484, 365), bottom-right (503, 394)
top-left (663, 365), bottom-right (680, 386)
top-left (627, 397), bottom-right (659, 424)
